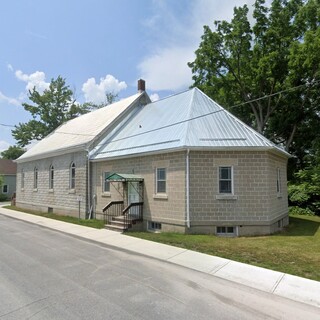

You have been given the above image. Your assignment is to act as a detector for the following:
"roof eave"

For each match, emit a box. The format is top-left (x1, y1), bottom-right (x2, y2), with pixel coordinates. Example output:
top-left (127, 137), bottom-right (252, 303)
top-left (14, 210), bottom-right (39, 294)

top-left (15, 144), bottom-right (88, 163)
top-left (90, 145), bottom-right (290, 162)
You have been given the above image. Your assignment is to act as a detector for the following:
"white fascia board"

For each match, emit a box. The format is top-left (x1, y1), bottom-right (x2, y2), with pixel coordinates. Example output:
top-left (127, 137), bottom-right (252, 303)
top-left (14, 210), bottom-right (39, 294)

top-left (15, 144), bottom-right (88, 163)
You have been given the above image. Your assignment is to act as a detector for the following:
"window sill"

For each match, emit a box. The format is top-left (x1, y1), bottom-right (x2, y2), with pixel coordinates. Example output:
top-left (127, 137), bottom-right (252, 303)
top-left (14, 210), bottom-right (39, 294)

top-left (277, 193), bottom-right (282, 198)
top-left (102, 192), bottom-right (111, 197)
top-left (153, 193), bottom-right (168, 200)
top-left (216, 194), bottom-right (238, 200)
top-left (48, 189), bottom-right (54, 193)
top-left (21, 188), bottom-right (24, 192)
top-left (68, 189), bottom-right (76, 194)
top-left (33, 188), bottom-right (38, 192)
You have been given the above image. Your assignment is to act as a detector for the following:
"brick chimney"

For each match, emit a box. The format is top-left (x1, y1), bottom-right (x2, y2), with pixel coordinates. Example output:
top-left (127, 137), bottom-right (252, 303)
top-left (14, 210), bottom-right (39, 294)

top-left (138, 79), bottom-right (145, 93)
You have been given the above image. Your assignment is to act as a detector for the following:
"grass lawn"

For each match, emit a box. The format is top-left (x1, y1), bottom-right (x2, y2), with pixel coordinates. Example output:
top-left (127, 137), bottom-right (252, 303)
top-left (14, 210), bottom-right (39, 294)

top-left (128, 215), bottom-right (320, 281)
top-left (3, 205), bottom-right (105, 229)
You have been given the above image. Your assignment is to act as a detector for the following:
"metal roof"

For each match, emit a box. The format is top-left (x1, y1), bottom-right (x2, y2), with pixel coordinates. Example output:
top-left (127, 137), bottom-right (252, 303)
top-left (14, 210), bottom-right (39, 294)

top-left (106, 173), bottom-right (144, 182)
top-left (91, 88), bottom-right (289, 160)
top-left (16, 93), bottom-right (144, 162)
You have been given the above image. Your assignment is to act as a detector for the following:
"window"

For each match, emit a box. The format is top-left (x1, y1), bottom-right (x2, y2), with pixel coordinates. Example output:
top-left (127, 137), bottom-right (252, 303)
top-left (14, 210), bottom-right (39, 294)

top-left (2, 185), bottom-right (8, 194)
top-left (156, 168), bottom-right (166, 193)
top-left (219, 166), bottom-right (233, 194)
top-left (276, 168), bottom-right (281, 194)
top-left (70, 162), bottom-right (76, 189)
top-left (49, 165), bottom-right (54, 189)
top-left (103, 172), bottom-right (111, 192)
top-left (217, 226), bottom-right (235, 235)
top-left (34, 167), bottom-right (38, 189)
top-left (148, 221), bottom-right (162, 231)
top-left (21, 169), bottom-right (25, 189)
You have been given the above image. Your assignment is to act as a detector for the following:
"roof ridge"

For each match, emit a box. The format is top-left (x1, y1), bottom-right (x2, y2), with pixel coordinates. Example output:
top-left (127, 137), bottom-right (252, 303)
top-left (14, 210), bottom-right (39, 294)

top-left (195, 89), bottom-right (280, 148)
top-left (182, 88), bottom-right (197, 146)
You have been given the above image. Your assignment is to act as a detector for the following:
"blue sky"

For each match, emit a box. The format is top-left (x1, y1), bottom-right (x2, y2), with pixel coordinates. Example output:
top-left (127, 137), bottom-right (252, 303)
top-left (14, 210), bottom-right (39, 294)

top-left (0, 0), bottom-right (254, 151)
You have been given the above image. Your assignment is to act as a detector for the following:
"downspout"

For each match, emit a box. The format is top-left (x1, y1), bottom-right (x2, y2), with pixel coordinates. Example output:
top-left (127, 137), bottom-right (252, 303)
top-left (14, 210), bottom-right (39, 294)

top-left (186, 149), bottom-right (190, 229)
top-left (87, 149), bottom-right (91, 219)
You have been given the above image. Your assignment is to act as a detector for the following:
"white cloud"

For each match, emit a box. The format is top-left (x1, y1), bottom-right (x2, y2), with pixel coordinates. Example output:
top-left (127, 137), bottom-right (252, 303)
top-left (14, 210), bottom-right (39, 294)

top-left (15, 70), bottom-right (50, 93)
top-left (7, 63), bottom-right (13, 71)
top-left (150, 93), bottom-right (160, 102)
top-left (82, 75), bottom-right (127, 104)
top-left (138, 0), bottom-right (255, 92)
top-left (139, 47), bottom-right (194, 91)
top-left (0, 91), bottom-right (20, 106)
top-left (0, 140), bottom-right (11, 153)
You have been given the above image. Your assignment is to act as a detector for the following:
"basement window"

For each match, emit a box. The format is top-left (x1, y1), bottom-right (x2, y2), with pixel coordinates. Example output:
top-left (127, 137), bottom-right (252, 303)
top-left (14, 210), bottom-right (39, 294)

top-left (148, 221), bottom-right (162, 231)
top-left (217, 226), bottom-right (235, 236)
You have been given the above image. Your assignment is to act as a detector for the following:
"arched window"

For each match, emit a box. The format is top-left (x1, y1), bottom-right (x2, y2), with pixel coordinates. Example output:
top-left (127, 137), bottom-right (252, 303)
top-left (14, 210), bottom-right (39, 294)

top-left (49, 165), bottom-right (54, 189)
top-left (21, 169), bottom-right (25, 189)
top-left (70, 162), bottom-right (76, 189)
top-left (34, 167), bottom-right (38, 189)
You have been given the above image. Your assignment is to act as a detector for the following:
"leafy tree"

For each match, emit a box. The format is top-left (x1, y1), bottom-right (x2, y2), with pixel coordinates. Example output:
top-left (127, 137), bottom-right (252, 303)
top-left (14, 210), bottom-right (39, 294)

top-left (12, 76), bottom-right (87, 146)
top-left (188, 0), bottom-right (320, 164)
top-left (1, 145), bottom-right (25, 160)
top-left (81, 92), bottom-right (118, 112)
top-left (288, 159), bottom-right (320, 215)
top-left (12, 77), bottom-right (120, 147)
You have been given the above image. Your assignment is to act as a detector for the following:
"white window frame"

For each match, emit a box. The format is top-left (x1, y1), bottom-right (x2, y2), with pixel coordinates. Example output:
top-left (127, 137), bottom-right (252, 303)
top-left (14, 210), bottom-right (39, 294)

top-left (218, 166), bottom-right (233, 194)
top-left (156, 168), bottom-right (166, 194)
top-left (2, 184), bottom-right (8, 194)
top-left (103, 171), bottom-right (111, 193)
top-left (216, 226), bottom-right (236, 236)
top-left (49, 165), bottom-right (54, 190)
top-left (148, 221), bottom-right (162, 231)
top-left (70, 162), bottom-right (76, 189)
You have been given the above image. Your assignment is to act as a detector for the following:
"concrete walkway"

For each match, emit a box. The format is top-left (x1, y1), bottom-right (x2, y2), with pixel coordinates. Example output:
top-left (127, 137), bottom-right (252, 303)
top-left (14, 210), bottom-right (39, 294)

top-left (0, 205), bottom-right (319, 309)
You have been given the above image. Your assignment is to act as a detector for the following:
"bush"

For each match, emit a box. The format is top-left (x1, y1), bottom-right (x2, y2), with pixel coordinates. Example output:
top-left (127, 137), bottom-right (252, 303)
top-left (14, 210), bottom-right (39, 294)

top-left (0, 194), bottom-right (8, 202)
top-left (289, 206), bottom-right (315, 216)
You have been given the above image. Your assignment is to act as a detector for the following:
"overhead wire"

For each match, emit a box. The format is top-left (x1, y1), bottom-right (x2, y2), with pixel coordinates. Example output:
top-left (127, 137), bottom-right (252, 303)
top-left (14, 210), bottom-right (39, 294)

top-left (1, 79), bottom-right (319, 144)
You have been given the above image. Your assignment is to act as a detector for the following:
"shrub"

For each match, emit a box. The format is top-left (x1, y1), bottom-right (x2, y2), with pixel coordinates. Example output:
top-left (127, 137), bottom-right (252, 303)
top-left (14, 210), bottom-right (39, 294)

top-left (289, 206), bottom-right (315, 216)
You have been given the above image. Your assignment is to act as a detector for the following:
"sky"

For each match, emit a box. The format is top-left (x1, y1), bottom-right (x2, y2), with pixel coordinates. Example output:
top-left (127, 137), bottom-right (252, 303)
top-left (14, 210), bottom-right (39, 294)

top-left (0, 0), bottom-right (255, 152)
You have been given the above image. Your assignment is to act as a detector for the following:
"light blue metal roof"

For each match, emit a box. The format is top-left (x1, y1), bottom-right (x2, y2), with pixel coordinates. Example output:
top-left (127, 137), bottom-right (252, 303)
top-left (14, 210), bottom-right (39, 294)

top-left (90, 88), bottom-right (289, 160)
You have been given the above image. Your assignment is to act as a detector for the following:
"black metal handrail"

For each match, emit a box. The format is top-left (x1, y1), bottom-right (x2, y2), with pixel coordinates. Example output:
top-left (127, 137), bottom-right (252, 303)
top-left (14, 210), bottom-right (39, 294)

top-left (122, 202), bottom-right (143, 229)
top-left (102, 201), bottom-right (124, 224)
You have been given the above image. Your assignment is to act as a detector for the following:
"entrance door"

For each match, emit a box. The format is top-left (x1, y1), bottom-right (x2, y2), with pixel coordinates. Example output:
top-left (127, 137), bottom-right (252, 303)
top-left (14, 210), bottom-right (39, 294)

top-left (128, 182), bottom-right (140, 217)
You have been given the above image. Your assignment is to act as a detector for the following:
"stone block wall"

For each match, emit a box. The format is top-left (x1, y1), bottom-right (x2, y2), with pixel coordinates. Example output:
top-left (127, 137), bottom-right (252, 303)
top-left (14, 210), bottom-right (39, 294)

top-left (16, 151), bottom-right (88, 218)
top-left (92, 151), bottom-right (187, 227)
top-left (188, 150), bottom-right (289, 235)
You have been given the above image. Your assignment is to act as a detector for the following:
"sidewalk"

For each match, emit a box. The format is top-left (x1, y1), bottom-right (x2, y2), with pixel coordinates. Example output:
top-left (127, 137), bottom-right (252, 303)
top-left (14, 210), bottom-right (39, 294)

top-left (0, 205), bottom-right (319, 308)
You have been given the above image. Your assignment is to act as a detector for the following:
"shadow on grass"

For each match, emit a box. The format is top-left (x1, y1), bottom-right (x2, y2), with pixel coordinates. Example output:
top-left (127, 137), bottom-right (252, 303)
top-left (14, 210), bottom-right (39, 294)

top-left (284, 216), bottom-right (320, 236)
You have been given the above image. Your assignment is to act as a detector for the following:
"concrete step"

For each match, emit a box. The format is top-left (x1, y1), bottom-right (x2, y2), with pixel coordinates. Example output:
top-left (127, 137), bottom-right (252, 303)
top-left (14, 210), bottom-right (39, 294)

top-left (104, 224), bottom-right (127, 232)
top-left (110, 220), bottom-right (132, 228)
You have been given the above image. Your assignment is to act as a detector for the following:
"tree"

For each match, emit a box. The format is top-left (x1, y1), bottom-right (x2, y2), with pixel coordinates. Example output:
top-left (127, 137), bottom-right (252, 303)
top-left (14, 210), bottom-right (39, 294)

top-left (80, 92), bottom-right (118, 113)
top-left (12, 77), bottom-right (120, 147)
top-left (188, 0), bottom-right (320, 164)
top-left (1, 145), bottom-right (25, 160)
top-left (288, 157), bottom-right (320, 216)
top-left (12, 76), bottom-right (86, 147)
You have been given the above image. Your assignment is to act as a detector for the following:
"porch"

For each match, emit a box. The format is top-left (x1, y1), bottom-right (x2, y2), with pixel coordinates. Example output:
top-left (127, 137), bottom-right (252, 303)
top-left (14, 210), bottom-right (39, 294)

top-left (102, 173), bottom-right (144, 232)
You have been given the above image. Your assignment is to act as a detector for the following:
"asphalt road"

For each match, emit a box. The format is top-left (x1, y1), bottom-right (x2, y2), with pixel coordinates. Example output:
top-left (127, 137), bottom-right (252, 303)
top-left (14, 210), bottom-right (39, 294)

top-left (0, 215), bottom-right (319, 320)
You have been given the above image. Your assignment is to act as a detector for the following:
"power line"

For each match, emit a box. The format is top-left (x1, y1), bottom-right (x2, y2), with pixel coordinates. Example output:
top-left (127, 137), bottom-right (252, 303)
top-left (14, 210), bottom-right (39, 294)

top-left (1, 80), bottom-right (319, 142)
top-left (92, 80), bottom-right (320, 149)
top-left (0, 123), bottom-right (15, 128)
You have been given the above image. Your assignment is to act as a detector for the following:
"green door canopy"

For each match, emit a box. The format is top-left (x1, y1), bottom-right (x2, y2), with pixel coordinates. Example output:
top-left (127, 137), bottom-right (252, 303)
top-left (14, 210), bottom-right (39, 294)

top-left (106, 173), bottom-right (144, 182)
